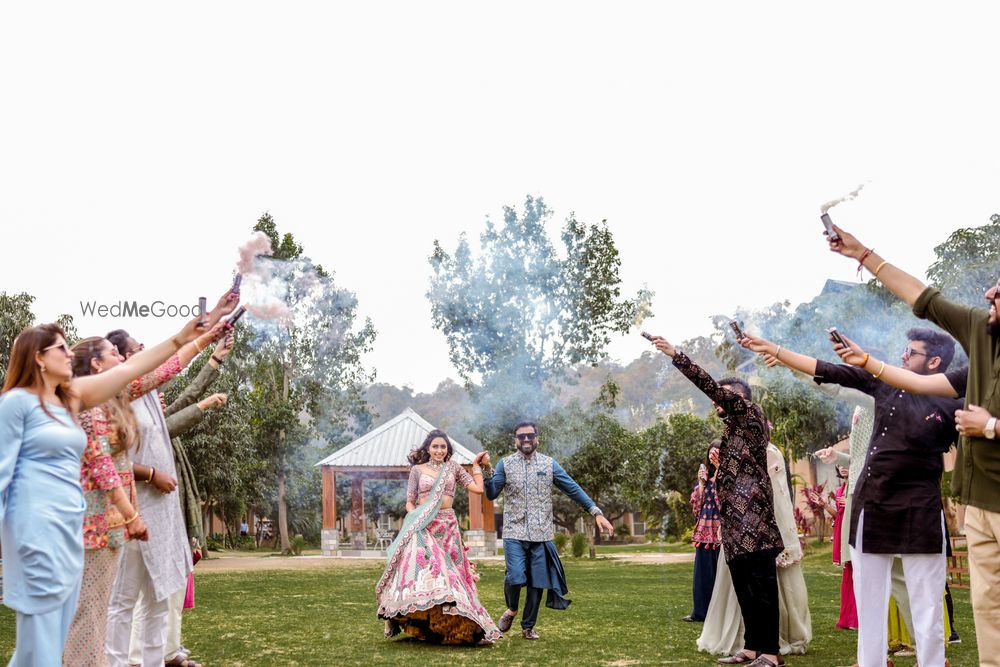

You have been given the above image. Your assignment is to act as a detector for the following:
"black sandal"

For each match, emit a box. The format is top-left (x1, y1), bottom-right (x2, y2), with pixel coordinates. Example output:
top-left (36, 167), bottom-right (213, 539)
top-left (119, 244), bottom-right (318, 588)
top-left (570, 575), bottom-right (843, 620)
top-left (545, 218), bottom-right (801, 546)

top-left (718, 652), bottom-right (755, 665)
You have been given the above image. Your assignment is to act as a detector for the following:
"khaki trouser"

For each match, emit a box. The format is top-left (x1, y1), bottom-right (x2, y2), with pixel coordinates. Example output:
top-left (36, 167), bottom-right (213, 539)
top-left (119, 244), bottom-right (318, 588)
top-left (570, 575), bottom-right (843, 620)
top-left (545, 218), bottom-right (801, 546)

top-left (966, 505), bottom-right (1000, 667)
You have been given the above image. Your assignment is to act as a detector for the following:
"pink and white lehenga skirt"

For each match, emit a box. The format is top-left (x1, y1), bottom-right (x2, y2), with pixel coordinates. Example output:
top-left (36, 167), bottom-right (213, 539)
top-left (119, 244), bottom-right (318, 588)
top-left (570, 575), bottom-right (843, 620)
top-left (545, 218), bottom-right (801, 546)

top-left (376, 505), bottom-right (501, 644)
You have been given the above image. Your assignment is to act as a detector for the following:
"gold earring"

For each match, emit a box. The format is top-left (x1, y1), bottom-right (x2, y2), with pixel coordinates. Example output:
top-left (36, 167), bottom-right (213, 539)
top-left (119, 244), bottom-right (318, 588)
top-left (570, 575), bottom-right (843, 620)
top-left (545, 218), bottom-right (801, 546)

top-left (40, 364), bottom-right (47, 373)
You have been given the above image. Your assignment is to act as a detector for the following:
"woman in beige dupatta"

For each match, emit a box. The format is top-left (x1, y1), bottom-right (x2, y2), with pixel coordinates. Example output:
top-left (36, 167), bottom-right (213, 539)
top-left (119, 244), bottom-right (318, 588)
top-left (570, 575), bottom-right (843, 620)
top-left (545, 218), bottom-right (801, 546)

top-left (698, 444), bottom-right (812, 660)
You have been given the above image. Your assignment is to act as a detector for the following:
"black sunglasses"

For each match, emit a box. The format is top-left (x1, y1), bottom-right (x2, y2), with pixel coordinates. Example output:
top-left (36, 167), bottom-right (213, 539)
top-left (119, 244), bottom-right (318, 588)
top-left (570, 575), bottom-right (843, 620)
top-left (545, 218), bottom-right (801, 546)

top-left (515, 433), bottom-right (536, 442)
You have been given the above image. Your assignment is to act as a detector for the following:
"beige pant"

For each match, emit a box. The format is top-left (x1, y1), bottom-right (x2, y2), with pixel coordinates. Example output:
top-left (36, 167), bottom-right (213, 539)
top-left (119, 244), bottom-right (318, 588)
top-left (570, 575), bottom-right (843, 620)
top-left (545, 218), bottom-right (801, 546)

top-left (966, 505), bottom-right (1000, 667)
top-left (64, 548), bottom-right (119, 666)
top-left (129, 585), bottom-right (185, 664)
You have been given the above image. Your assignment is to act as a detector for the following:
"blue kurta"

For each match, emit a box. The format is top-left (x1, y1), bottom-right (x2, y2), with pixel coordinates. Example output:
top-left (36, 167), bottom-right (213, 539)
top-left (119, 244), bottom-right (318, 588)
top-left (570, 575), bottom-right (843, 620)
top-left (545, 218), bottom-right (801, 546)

top-left (0, 389), bottom-right (87, 614)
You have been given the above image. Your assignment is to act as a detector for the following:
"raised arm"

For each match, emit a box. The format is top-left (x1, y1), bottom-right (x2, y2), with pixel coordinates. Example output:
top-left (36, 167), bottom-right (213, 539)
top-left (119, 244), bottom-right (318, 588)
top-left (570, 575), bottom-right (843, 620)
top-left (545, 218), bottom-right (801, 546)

top-left (126, 323), bottom-right (226, 402)
top-left (826, 224), bottom-right (927, 306)
top-left (740, 334), bottom-right (819, 376)
top-left (833, 334), bottom-right (960, 397)
top-left (166, 335), bottom-right (229, 416)
top-left (650, 335), bottom-right (747, 415)
top-left (454, 461), bottom-right (484, 495)
top-left (73, 290), bottom-right (237, 409)
top-left (483, 458), bottom-right (506, 501)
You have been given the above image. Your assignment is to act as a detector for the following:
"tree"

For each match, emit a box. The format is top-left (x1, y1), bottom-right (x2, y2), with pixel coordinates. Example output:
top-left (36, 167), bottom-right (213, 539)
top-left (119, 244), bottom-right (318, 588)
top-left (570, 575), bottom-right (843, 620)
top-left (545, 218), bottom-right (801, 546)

top-left (0, 292), bottom-right (35, 385)
top-left (0, 292), bottom-right (79, 385)
top-left (624, 412), bottom-right (721, 538)
top-left (757, 370), bottom-right (849, 462)
top-left (427, 195), bottom-right (652, 456)
top-left (927, 213), bottom-right (1000, 305)
top-left (163, 338), bottom-right (270, 544)
top-left (236, 213), bottom-right (376, 552)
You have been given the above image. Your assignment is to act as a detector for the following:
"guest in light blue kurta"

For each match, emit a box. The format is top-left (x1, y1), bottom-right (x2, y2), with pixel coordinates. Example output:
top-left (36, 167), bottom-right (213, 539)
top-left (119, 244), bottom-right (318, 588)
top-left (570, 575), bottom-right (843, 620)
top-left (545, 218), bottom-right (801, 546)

top-left (0, 388), bottom-right (87, 666)
top-left (0, 296), bottom-right (238, 665)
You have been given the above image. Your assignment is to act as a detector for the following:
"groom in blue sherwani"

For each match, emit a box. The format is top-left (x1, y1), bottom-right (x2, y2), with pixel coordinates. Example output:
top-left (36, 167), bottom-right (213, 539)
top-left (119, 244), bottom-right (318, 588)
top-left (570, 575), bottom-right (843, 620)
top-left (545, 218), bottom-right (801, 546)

top-left (482, 421), bottom-right (614, 640)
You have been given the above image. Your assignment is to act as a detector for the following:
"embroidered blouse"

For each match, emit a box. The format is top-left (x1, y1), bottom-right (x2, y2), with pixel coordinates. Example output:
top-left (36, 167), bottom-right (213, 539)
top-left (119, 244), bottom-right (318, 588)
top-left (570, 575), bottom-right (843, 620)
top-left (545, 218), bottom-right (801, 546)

top-left (690, 479), bottom-right (720, 548)
top-left (407, 460), bottom-right (474, 506)
top-left (77, 354), bottom-right (183, 551)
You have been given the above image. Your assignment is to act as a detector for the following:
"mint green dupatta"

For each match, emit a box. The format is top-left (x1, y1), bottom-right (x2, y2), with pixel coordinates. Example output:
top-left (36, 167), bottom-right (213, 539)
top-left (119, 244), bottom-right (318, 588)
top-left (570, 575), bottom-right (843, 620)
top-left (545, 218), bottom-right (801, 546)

top-left (376, 464), bottom-right (446, 600)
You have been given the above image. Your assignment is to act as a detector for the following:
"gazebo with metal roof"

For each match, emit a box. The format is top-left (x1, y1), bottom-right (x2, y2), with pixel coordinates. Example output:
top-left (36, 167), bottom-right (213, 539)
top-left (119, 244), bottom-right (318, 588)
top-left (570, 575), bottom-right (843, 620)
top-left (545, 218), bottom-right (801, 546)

top-left (316, 407), bottom-right (497, 557)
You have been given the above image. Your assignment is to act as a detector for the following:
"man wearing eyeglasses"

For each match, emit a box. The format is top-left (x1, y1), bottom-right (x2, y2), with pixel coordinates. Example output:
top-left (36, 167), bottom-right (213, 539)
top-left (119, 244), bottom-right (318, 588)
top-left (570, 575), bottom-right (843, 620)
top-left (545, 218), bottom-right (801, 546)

top-left (481, 422), bottom-right (614, 640)
top-left (828, 223), bottom-right (1000, 666)
top-left (740, 325), bottom-right (960, 667)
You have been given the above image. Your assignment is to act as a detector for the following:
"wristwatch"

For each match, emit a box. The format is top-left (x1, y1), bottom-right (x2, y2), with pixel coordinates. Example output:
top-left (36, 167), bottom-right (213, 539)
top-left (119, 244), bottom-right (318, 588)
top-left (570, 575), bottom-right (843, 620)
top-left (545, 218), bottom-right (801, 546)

top-left (985, 417), bottom-right (997, 440)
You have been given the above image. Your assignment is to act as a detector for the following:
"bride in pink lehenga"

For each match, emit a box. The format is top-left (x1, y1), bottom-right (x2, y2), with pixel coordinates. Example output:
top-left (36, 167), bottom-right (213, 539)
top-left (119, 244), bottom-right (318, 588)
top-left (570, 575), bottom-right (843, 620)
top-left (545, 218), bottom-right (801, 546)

top-left (376, 430), bottom-right (501, 645)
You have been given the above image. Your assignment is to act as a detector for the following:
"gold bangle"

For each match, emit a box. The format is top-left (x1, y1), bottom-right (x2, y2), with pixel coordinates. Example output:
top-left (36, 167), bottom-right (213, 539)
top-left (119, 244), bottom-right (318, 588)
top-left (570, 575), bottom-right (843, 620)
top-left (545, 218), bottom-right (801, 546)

top-left (860, 352), bottom-right (870, 368)
top-left (146, 467), bottom-right (155, 484)
top-left (873, 260), bottom-right (888, 278)
top-left (123, 511), bottom-right (140, 525)
top-left (774, 345), bottom-right (782, 361)
top-left (194, 338), bottom-right (204, 353)
top-left (873, 360), bottom-right (886, 379)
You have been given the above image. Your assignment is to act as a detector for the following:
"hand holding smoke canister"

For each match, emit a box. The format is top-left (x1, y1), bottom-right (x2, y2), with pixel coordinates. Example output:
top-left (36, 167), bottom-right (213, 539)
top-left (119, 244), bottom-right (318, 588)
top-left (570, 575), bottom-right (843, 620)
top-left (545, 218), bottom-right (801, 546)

top-left (729, 320), bottom-right (745, 340)
top-left (640, 331), bottom-right (656, 342)
top-left (821, 213), bottom-right (840, 242)
top-left (826, 327), bottom-right (846, 346)
top-left (226, 305), bottom-right (247, 327)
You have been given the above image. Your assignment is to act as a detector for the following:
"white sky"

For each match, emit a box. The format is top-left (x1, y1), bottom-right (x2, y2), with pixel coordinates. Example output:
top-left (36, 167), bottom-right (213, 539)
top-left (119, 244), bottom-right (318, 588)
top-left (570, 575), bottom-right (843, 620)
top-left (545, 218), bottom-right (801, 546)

top-left (3, 2), bottom-right (1000, 392)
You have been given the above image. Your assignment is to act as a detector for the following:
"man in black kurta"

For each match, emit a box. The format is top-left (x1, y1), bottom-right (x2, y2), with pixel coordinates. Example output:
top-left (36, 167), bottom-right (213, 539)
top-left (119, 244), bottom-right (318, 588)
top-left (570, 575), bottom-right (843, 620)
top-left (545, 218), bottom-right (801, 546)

top-left (812, 330), bottom-right (962, 667)
top-left (652, 336), bottom-right (784, 667)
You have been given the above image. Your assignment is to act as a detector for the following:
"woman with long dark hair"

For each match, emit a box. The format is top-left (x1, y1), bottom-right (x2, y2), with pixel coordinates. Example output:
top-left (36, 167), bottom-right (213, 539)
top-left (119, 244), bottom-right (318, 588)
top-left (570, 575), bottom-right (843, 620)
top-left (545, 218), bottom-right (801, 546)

top-left (63, 324), bottom-right (226, 666)
top-left (0, 291), bottom-right (236, 665)
top-left (376, 429), bottom-right (500, 645)
top-left (685, 439), bottom-right (722, 623)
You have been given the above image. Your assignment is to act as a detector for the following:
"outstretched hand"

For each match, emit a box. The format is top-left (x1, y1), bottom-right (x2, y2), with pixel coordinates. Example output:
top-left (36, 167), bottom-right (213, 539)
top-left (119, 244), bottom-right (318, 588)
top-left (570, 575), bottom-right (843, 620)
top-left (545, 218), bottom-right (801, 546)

top-left (825, 224), bottom-right (866, 260)
top-left (739, 333), bottom-right (774, 356)
top-left (832, 333), bottom-right (867, 367)
top-left (813, 447), bottom-right (839, 464)
top-left (647, 335), bottom-right (676, 358)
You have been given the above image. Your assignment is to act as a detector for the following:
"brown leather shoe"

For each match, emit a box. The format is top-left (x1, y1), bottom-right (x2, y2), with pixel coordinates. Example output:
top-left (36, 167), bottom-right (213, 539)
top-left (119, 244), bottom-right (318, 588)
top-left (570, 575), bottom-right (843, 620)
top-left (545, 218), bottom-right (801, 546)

top-left (497, 609), bottom-right (516, 633)
top-left (522, 628), bottom-right (540, 640)
top-left (719, 653), bottom-right (754, 665)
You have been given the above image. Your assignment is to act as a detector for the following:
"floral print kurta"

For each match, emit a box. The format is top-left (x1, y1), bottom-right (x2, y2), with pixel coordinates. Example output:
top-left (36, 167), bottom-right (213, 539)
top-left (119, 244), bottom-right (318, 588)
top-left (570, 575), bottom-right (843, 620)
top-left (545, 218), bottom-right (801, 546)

top-left (672, 352), bottom-right (783, 562)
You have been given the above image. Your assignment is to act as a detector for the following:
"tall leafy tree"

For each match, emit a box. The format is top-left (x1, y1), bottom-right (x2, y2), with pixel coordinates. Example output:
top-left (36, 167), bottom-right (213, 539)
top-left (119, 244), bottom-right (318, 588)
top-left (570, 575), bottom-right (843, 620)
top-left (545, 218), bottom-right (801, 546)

top-left (623, 412), bottom-right (721, 538)
top-left (427, 195), bottom-right (652, 454)
top-left (239, 213), bottom-right (376, 551)
top-left (927, 213), bottom-right (1000, 305)
top-left (0, 292), bottom-right (36, 385)
top-left (0, 292), bottom-right (78, 385)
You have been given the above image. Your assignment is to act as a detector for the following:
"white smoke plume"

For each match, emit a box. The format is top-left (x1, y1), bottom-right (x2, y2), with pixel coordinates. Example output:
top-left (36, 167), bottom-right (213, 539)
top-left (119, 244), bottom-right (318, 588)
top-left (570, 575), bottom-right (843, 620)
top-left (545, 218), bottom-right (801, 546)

top-left (632, 288), bottom-right (655, 328)
top-left (234, 232), bottom-right (292, 324)
top-left (820, 182), bottom-right (868, 214)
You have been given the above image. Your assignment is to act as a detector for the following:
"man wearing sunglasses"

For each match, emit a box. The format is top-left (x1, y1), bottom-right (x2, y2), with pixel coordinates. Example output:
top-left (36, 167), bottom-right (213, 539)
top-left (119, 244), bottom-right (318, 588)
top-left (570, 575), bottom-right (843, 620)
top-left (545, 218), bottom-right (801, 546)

top-left (827, 223), bottom-right (1000, 666)
top-left (482, 422), bottom-right (614, 640)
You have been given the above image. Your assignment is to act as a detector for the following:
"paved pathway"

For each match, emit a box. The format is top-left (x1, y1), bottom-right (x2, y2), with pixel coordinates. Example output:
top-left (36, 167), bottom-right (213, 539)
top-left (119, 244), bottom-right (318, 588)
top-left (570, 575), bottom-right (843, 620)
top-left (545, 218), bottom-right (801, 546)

top-left (197, 550), bottom-right (694, 573)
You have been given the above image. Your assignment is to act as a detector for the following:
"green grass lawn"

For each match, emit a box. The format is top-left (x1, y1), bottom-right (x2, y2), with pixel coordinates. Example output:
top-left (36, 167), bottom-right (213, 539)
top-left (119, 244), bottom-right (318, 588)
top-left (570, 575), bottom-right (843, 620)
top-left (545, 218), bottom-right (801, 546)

top-left (0, 545), bottom-right (980, 666)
